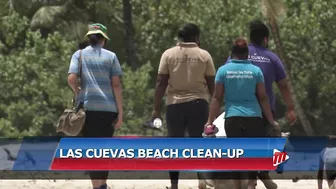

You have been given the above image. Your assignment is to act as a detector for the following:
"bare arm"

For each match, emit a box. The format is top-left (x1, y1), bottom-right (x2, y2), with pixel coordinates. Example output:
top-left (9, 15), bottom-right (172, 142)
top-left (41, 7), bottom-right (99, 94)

top-left (205, 54), bottom-right (216, 96)
top-left (256, 83), bottom-right (275, 125)
top-left (277, 79), bottom-right (297, 125)
top-left (276, 79), bottom-right (295, 110)
top-left (67, 74), bottom-right (79, 94)
top-left (111, 76), bottom-right (123, 118)
top-left (207, 83), bottom-right (224, 124)
top-left (205, 76), bottom-right (215, 95)
top-left (153, 74), bottom-right (169, 114)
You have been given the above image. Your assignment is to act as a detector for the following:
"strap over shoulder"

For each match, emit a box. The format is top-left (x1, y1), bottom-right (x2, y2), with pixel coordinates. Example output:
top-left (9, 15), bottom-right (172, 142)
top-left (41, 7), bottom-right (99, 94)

top-left (78, 50), bottom-right (83, 79)
top-left (72, 50), bottom-right (83, 108)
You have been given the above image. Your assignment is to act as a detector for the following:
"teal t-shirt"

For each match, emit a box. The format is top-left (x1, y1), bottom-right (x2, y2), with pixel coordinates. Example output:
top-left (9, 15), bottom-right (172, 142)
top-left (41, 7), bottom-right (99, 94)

top-left (215, 59), bottom-right (264, 118)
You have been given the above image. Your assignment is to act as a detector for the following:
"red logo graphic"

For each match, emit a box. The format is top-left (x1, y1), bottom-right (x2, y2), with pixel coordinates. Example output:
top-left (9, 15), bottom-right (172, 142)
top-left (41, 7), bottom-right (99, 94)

top-left (273, 149), bottom-right (289, 166)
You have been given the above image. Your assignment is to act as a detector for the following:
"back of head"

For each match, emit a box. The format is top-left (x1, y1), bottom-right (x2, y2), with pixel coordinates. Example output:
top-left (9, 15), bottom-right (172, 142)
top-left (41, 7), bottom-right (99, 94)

top-left (177, 23), bottom-right (200, 43)
top-left (231, 37), bottom-right (249, 60)
top-left (327, 135), bottom-right (336, 147)
top-left (249, 20), bottom-right (270, 46)
top-left (78, 41), bottom-right (89, 50)
top-left (88, 34), bottom-right (105, 46)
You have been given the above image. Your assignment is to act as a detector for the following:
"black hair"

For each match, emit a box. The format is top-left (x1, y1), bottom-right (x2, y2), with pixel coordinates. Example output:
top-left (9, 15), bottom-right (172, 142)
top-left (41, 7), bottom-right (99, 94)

top-left (177, 23), bottom-right (200, 43)
top-left (88, 34), bottom-right (105, 46)
top-left (326, 135), bottom-right (336, 147)
top-left (231, 37), bottom-right (249, 60)
top-left (78, 41), bottom-right (89, 50)
top-left (249, 20), bottom-right (270, 46)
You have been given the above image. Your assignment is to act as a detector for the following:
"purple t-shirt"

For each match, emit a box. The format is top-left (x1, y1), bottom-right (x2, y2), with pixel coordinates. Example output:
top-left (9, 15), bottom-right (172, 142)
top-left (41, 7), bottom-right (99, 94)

top-left (226, 44), bottom-right (286, 111)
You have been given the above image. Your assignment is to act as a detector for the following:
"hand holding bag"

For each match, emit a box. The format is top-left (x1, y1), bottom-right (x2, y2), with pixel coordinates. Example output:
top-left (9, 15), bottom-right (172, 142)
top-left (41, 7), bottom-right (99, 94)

top-left (56, 50), bottom-right (86, 136)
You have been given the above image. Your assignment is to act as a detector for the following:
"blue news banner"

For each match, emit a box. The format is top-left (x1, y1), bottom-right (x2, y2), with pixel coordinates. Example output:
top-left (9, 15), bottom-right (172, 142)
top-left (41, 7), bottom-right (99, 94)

top-left (0, 137), bottom-right (328, 172)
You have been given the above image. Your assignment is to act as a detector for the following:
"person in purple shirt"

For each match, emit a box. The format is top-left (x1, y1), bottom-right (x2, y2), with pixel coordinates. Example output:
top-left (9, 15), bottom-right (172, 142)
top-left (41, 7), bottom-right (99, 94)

top-left (226, 20), bottom-right (297, 189)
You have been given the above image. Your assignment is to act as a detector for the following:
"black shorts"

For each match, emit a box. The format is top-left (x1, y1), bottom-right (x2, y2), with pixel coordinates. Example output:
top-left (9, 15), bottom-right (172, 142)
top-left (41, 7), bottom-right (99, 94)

top-left (225, 116), bottom-right (266, 137)
top-left (224, 116), bottom-right (266, 180)
top-left (326, 170), bottom-right (336, 180)
top-left (81, 111), bottom-right (118, 137)
top-left (81, 111), bottom-right (118, 180)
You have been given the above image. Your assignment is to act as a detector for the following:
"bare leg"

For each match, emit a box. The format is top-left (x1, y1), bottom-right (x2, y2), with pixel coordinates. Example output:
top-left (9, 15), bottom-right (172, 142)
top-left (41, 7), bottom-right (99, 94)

top-left (233, 180), bottom-right (242, 189)
top-left (91, 180), bottom-right (102, 189)
top-left (258, 171), bottom-right (278, 189)
top-left (247, 179), bottom-right (257, 189)
top-left (328, 179), bottom-right (335, 189)
top-left (100, 180), bottom-right (108, 189)
top-left (198, 180), bottom-right (207, 189)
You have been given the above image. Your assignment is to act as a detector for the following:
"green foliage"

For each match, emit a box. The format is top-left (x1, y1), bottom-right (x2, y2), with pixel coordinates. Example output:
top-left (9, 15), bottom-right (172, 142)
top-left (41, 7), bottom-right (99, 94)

top-left (0, 12), bottom-right (76, 137)
top-left (278, 0), bottom-right (336, 134)
top-left (1, 0), bottom-right (336, 136)
top-left (119, 62), bottom-right (154, 136)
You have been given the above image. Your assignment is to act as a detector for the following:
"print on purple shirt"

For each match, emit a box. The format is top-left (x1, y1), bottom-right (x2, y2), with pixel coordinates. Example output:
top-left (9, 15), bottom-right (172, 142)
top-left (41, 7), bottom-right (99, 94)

top-left (225, 44), bottom-right (286, 111)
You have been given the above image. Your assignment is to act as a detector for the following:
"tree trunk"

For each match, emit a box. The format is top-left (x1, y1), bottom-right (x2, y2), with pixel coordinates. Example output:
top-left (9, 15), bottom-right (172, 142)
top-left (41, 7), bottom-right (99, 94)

top-left (122, 0), bottom-right (137, 69)
top-left (266, 15), bottom-right (315, 136)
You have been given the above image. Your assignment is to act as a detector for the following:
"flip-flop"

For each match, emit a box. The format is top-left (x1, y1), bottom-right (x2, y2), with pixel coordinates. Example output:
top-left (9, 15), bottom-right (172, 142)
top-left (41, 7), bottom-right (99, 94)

top-left (165, 185), bottom-right (178, 189)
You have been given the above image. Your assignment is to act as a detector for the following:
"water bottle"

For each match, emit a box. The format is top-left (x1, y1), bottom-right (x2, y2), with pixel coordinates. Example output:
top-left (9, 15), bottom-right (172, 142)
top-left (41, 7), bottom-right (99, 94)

top-left (143, 118), bottom-right (162, 130)
top-left (153, 118), bottom-right (162, 129)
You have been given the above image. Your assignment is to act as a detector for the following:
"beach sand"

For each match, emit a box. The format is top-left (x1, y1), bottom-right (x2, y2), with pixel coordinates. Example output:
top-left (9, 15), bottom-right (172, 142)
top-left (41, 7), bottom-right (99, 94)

top-left (0, 179), bottom-right (331, 189)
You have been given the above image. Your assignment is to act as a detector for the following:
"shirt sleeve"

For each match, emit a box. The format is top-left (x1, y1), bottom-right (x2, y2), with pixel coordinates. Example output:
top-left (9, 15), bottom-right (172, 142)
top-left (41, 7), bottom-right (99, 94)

top-left (215, 67), bottom-right (225, 84)
top-left (110, 55), bottom-right (123, 77)
top-left (319, 148), bottom-right (326, 166)
top-left (256, 68), bottom-right (265, 83)
top-left (68, 50), bottom-right (80, 75)
top-left (274, 55), bottom-right (286, 82)
top-left (205, 54), bottom-right (216, 76)
top-left (158, 51), bottom-right (169, 74)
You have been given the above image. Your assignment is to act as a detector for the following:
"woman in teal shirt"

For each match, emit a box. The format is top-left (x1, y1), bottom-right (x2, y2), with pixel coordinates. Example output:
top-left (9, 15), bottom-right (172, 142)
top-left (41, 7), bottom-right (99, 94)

top-left (205, 37), bottom-right (277, 189)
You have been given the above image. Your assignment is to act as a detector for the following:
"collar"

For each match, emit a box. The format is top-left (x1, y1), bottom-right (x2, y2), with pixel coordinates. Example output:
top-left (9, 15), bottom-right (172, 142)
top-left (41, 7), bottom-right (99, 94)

top-left (249, 43), bottom-right (267, 49)
top-left (230, 59), bottom-right (251, 64)
top-left (176, 42), bottom-right (198, 48)
top-left (87, 45), bottom-right (103, 53)
top-left (90, 45), bottom-right (102, 49)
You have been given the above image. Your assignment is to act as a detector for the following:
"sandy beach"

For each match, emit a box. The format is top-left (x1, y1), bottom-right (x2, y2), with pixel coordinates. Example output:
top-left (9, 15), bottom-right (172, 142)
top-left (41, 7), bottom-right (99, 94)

top-left (0, 179), bottom-right (330, 189)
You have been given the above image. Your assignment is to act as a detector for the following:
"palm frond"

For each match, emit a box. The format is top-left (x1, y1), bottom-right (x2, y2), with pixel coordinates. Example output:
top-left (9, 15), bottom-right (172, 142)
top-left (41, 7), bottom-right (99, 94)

top-left (260, 0), bottom-right (286, 20)
top-left (30, 5), bottom-right (67, 29)
top-left (56, 21), bottom-right (88, 41)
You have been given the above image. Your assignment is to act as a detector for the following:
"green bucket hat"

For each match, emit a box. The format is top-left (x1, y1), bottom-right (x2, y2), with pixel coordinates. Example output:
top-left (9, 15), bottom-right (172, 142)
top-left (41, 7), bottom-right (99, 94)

top-left (85, 23), bottom-right (110, 40)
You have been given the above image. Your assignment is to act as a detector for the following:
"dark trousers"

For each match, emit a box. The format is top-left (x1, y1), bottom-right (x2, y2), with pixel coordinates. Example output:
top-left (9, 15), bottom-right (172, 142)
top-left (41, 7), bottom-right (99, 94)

top-left (225, 116), bottom-right (266, 180)
top-left (81, 111), bottom-right (118, 180)
top-left (166, 99), bottom-right (209, 185)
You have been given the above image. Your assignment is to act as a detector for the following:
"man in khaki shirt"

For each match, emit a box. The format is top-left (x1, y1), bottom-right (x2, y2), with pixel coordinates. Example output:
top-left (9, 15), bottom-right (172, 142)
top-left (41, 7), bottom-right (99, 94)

top-left (151, 23), bottom-right (216, 189)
